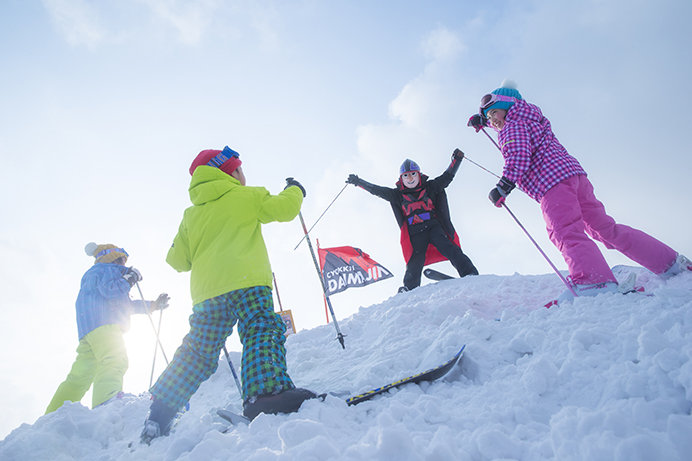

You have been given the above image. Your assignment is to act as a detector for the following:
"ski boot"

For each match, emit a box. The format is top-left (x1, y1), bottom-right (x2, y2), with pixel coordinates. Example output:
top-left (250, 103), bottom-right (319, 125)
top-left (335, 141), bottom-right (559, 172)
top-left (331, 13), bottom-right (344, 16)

top-left (242, 388), bottom-right (318, 421)
top-left (140, 399), bottom-right (178, 445)
top-left (661, 254), bottom-right (692, 279)
top-left (556, 281), bottom-right (619, 305)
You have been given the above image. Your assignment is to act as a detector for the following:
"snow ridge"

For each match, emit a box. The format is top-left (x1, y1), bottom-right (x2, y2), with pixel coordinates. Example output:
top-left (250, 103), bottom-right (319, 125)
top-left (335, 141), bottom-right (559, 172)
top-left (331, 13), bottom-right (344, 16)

top-left (2, 267), bottom-right (691, 460)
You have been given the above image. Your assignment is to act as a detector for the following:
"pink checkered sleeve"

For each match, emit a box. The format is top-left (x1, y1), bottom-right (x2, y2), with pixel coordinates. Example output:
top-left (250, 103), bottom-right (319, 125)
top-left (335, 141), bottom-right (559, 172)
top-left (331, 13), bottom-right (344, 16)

top-left (499, 121), bottom-right (533, 183)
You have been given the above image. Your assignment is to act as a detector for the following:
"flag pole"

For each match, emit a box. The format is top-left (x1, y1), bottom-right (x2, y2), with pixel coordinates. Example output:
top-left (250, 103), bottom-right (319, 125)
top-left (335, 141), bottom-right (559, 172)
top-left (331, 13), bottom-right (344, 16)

top-left (297, 212), bottom-right (346, 349)
top-left (317, 240), bottom-right (330, 324)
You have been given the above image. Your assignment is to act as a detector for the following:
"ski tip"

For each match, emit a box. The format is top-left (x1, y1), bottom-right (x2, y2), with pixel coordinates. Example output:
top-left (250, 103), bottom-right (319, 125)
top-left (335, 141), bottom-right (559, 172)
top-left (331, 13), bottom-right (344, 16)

top-left (217, 409), bottom-right (250, 425)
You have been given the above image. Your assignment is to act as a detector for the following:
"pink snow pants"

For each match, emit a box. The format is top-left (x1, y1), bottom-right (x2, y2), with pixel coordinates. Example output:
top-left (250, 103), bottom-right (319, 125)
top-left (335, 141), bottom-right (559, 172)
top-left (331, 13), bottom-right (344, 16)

top-left (540, 175), bottom-right (676, 285)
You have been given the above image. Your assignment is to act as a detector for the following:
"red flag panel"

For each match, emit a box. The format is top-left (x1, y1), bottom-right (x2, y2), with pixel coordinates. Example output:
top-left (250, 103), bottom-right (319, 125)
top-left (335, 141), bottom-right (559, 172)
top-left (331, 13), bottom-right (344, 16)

top-left (318, 246), bottom-right (393, 296)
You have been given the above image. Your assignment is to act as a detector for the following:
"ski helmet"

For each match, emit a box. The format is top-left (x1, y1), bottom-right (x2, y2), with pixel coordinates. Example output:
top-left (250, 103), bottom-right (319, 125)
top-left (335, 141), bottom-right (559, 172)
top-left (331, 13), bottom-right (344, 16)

top-left (399, 159), bottom-right (420, 176)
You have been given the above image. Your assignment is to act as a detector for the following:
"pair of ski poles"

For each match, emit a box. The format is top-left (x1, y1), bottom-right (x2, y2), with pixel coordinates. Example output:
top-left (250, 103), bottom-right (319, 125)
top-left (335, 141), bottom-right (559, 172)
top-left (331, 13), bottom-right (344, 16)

top-left (134, 282), bottom-right (170, 388)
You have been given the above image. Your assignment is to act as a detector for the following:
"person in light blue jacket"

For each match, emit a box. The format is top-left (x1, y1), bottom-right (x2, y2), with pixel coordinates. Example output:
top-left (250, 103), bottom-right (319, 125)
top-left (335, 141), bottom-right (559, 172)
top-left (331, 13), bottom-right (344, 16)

top-left (46, 243), bottom-right (169, 413)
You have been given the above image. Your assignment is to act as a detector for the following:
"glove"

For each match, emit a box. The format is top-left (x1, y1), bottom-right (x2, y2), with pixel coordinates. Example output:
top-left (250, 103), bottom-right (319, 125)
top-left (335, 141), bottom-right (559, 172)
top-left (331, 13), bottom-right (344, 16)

top-left (285, 177), bottom-right (306, 197)
top-left (346, 174), bottom-right (361, 185)
top-left (467, 114), bottom-right (487, 133)
top-left (488, 177), bottom-right (516, 207)
top-left (151, 293), bottom-right (170, 311)
top-left (447, 150), bottom-right (464, 176)
top-left (122, 267), bottom-right (142, 286)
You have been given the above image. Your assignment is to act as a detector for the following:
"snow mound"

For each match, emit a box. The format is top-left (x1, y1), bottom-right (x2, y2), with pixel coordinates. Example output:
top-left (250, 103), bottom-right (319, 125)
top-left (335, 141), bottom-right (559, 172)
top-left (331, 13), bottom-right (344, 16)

top-left (2, 267), bottom-right (692, 460)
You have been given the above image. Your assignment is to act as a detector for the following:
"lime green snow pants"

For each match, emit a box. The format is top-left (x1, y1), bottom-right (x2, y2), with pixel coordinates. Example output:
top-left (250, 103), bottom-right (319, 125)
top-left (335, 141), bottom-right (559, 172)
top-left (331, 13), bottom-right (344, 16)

top-left (45, 324), bottom-right (128, 413)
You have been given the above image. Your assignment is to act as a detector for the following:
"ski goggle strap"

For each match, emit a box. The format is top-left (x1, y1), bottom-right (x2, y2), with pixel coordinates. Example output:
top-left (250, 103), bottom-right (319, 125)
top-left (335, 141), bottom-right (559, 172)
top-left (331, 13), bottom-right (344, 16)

top-left (95, 247), bottom-right (129, 259)
top-left (479, 93), bottom-right (518, 114)
top-left (207, 146), bottom-right (240, 168)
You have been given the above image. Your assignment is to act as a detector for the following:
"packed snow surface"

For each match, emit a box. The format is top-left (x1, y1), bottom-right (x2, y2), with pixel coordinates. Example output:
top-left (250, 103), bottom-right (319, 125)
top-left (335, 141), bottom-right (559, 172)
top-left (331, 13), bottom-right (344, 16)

top-left (2, 267), bottom-right (692, 460)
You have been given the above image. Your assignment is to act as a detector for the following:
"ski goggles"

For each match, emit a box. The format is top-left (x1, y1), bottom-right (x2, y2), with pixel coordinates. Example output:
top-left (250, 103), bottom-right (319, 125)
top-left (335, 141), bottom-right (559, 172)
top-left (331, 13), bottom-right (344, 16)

top-left (479, 93), bottom-right (518, 115)
top-left (207, 146), bottom-right (239, 168)
top-left (95, 247), bottom-right (129, 259)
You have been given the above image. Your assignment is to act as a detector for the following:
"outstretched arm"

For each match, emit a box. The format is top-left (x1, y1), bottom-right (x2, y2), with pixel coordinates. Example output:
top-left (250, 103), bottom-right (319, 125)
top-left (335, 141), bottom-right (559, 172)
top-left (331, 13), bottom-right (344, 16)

top-left (432, 149), bottom-right (465, 189)
top-left (346, 174), bottom-right (398, 202)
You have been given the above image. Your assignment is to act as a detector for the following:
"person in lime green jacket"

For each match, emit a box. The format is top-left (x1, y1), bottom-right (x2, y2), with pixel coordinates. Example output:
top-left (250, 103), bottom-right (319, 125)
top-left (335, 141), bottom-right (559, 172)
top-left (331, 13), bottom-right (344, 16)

top-left (141, 146), bottom-right (316, 444)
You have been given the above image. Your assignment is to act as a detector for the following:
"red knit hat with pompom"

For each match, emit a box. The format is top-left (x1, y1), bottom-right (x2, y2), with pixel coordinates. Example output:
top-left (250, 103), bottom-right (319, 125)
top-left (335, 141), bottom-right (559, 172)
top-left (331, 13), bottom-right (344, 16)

top-left (189, 146), bottom-right (242, 176)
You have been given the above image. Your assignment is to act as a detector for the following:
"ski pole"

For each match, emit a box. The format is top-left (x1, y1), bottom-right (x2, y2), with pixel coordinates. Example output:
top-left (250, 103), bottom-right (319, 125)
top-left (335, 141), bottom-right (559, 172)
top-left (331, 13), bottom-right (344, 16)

top-left (149, 308), bottom-right (164, 388)
top-left (297, 210), bottom-right (346, 349)
top-left (272, 272), bottom-right (284, 312)
top-left (294, 183), bottom-right (348, 250)
top-left (136, 282), bottom-right (170, 365)
top-left (469, 128), bottom-right (578, 296)
top-left (464, 155), bottom-right (502, 181)
top-left (481, 127), bottom-right (503, 152)
top-left (222, 345), bottom-right (243, 399)
top-left (501, 203), bottom-right (577, 296)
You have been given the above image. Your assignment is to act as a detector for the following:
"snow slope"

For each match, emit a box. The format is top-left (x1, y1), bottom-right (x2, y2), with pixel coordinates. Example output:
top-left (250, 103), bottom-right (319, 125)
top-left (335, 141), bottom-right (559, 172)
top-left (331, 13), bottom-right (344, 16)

top-left (2, 267), bottom-right (692, 460)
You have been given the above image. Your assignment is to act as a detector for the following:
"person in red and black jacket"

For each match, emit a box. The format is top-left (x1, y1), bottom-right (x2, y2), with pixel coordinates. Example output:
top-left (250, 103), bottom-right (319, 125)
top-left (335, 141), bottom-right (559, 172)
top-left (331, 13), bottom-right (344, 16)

top-left (347, 149), bottom-right (478, 291)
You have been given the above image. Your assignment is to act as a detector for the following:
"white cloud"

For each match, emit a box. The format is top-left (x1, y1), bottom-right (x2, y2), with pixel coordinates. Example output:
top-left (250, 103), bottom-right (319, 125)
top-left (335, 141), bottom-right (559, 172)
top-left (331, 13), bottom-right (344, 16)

top-left (139, 0), bottom-right (219, 44)
top-left (421, 25), bottom-right (465, 61)
top-left (42, 0), bottom-right (281, 48)
top-left (42, 0), bottom-right (104, 49)
top-left (356, 26), bottom-right (470, 174)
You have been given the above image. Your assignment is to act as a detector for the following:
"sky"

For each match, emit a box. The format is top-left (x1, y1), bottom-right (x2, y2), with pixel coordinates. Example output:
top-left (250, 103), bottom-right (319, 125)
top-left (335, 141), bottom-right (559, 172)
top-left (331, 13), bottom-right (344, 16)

top-left (1, 0), bottom-right (691, 439)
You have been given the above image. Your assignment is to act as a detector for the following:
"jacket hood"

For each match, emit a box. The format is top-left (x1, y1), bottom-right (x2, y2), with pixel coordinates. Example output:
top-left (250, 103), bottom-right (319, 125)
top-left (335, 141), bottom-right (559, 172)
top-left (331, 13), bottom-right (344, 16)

top-left (505, 99), bottom-right (544, 125)
top-left (189, 165), bottom-right (241, 206)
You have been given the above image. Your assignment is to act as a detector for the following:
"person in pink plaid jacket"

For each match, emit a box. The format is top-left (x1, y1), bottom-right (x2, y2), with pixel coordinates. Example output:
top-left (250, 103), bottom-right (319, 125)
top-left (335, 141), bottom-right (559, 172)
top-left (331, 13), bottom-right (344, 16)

top-left (469, 81), bottom-right (691, 303)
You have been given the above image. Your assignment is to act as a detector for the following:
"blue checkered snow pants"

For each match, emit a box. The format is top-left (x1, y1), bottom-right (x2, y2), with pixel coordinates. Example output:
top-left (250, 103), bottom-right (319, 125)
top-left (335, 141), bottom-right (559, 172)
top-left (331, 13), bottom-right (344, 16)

top-left (149, 286), bottom-right (294, 411)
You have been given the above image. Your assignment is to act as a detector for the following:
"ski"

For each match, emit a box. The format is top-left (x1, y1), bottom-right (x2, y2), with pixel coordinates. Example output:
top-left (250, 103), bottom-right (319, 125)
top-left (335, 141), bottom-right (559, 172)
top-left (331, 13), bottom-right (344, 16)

top-left (544, 273), bottom-right (650, 308)
top-left (216, 346), bottom-right (465, 426)
top-left (345, 344), bottom-right (465, 406)
top-left (423, 268), bottom-right (454, 281)
top-left (217, 409), bottom-right (251, 426)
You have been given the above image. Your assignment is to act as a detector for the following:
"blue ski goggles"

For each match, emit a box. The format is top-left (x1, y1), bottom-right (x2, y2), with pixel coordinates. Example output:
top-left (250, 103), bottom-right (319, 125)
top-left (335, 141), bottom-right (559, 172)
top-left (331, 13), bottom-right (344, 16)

top-left (95, 247), bottom-right (129, 259)
top-left (207, 146), bottom-right (240, 168)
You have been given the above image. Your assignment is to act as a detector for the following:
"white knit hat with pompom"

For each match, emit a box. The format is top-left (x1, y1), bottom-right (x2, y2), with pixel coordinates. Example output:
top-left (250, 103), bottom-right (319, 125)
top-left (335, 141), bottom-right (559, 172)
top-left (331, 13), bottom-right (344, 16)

top-left (84, 242), bottom-right (128, 264)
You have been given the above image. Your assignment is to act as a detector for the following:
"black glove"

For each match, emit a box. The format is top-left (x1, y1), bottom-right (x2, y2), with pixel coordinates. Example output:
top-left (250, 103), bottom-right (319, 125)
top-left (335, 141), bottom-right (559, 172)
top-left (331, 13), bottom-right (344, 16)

top-left (488, 177), bottom-right (516, 207)
top-left (123, 267), bottom-right (142, 286)
top-left (151, 293), bottom-right (170, 311)
top-left (447, 149), bottom-right (464, 176)
top-left (346, 174), bottom-right (362, 186)
top-left (467, 114), bottom-right (487, 133)
top-left (285, 177), bottom-right (306, 197)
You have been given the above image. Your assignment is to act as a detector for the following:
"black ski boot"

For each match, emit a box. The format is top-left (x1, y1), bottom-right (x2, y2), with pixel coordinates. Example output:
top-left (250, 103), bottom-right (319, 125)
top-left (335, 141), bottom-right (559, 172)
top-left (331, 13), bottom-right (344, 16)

top-left (243, 388), bottom-right (318, 420)
top-left (140, 399), bottom-right (178, 445)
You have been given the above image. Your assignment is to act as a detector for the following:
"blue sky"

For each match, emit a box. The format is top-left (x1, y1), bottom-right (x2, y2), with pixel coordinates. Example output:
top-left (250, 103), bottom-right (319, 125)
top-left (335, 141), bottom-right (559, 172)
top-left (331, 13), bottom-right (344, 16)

top-left (1, 0), bottom-right (691, 438)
